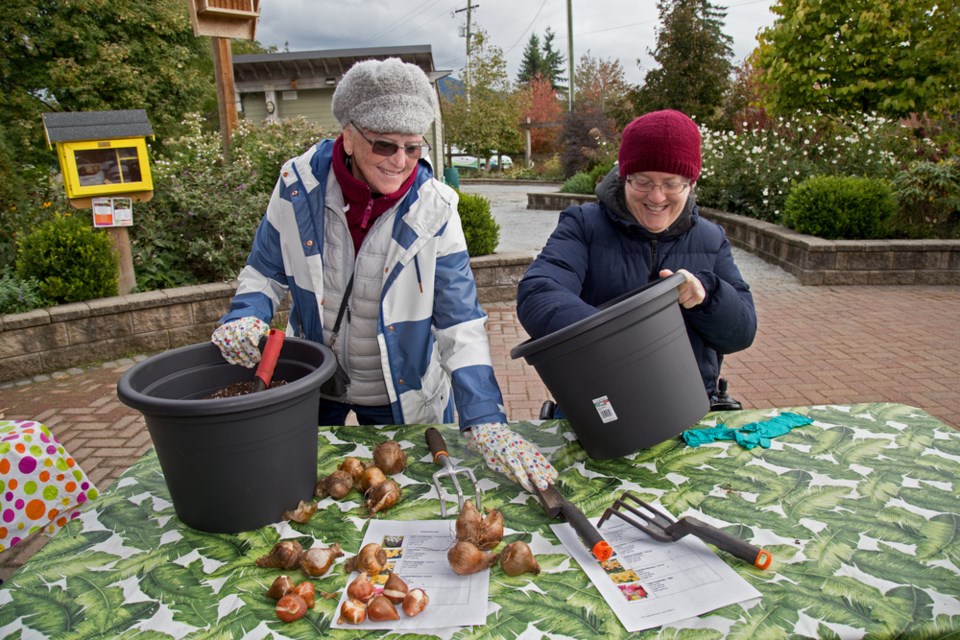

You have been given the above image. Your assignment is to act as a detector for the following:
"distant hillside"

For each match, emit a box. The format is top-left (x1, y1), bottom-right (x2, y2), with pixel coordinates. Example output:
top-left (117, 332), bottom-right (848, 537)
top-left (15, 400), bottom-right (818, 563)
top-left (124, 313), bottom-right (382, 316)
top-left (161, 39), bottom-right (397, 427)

top-left (437, 76), bottom-right (464, 100)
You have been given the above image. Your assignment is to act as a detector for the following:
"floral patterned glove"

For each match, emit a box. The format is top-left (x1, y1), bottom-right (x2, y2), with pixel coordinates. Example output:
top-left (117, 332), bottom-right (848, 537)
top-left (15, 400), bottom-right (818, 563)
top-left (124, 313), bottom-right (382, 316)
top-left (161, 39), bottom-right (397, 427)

top-left (466, 422), bottom-right (558, 493)
top-left (211, 317), bottom-right (269, 368)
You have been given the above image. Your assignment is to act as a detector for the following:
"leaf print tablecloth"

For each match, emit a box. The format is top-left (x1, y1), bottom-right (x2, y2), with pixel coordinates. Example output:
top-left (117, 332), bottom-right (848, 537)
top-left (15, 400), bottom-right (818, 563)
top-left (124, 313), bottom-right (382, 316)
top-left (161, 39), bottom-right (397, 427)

top-left (0, 403), bottom-right (958, 639)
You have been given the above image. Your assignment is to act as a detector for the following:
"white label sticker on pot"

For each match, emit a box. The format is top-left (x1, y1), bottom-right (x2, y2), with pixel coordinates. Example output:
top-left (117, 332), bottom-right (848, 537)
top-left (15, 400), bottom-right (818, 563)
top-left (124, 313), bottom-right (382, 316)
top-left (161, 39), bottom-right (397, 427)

top-left (593, 396), bottom-right (618, 423)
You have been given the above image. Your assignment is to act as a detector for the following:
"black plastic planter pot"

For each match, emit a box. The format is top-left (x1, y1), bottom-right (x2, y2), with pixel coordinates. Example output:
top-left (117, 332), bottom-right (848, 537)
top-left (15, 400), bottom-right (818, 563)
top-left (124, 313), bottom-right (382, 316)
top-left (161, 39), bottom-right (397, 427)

top-left (117, 337), bottom-right (336, 533)
top-left (511, 273), bottom-right (709, 460)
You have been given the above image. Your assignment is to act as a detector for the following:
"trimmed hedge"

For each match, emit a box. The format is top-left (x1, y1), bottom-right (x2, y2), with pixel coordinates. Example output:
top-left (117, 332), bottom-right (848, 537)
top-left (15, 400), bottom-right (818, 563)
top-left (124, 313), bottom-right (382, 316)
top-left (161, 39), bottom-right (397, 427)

top-left (782, 175), bottom-right (897, 240)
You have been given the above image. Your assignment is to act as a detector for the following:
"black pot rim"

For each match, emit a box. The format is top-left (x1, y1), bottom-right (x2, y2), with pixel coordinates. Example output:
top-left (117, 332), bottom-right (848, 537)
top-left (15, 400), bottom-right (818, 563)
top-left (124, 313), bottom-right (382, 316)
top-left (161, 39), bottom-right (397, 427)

top-left (117, 337), bottom-right (336, 417)
top-left (511, 272), bottom-right (683, 360)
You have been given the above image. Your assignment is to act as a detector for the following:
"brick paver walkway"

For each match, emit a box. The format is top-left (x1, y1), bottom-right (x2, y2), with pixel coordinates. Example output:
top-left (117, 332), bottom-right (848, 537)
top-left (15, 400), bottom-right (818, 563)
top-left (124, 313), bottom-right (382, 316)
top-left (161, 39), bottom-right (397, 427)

top-left (2, 282), bottom-right (958, 580)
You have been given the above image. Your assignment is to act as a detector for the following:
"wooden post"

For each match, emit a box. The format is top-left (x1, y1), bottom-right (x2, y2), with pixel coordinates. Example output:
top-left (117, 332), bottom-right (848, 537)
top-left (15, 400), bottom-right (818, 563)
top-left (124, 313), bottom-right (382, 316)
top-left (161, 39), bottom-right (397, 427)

top-left (212, 37), bottom-right (237, 159)
top-left (525, 117), bottom-right (532, 168)
top-left (108, 227), bottom-right (136, 295)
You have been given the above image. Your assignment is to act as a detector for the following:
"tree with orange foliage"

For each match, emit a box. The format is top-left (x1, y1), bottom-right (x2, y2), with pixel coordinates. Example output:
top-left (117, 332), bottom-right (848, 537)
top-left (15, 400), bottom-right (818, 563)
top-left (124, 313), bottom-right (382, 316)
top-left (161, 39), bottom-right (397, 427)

top-left (520, 75), bottom-right (564, 156)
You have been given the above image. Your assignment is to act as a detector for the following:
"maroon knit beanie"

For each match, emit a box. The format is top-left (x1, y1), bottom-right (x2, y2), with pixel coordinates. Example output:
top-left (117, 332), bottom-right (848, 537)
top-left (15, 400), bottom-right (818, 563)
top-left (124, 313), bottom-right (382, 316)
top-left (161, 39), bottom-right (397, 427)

top-left (618, 110), bottom-right (702, 182)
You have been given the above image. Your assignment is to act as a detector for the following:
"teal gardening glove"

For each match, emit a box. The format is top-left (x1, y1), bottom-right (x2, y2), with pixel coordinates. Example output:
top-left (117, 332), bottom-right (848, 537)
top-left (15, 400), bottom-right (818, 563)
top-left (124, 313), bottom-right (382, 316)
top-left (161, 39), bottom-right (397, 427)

top-left (466, 422), bottom-right (558, 493)
top-left (211, 317), bottom-right (270, 368)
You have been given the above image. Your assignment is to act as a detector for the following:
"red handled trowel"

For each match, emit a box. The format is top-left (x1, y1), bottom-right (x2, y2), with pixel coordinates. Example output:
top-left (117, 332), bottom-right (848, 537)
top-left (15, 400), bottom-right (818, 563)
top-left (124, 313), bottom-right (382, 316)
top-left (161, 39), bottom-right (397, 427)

top-left (252, 329), bottom-right (285, 392)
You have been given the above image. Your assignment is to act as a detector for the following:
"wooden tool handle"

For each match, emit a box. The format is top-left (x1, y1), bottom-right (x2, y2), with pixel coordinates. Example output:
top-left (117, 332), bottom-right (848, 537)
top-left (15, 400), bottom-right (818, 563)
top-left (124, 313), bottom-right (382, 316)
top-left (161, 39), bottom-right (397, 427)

top-left (425, 427), bottom-right (449, 465)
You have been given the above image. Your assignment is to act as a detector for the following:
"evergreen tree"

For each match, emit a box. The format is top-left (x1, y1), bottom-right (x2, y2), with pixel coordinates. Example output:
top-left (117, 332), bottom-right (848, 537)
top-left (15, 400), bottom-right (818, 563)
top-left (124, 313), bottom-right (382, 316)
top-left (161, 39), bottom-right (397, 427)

top-left (517, 34), bottom-right (545, 85)
top-left (541, 28), bottom-right (567, 93)
top-left (516, 29), bottom-right (566, 92)
top-left (634, 0), bottom-right (733, 125)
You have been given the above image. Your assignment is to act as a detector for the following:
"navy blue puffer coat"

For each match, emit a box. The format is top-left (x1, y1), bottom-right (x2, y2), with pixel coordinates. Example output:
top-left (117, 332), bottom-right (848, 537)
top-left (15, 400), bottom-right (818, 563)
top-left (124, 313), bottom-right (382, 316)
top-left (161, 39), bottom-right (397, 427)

top-left (517, 169), bottom-right (757, 397)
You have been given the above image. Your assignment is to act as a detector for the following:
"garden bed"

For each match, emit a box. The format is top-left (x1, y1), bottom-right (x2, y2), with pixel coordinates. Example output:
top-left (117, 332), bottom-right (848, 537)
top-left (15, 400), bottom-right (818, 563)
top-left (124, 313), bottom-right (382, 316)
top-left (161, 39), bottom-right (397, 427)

top-left (527, 192), bottom-right (960, 286)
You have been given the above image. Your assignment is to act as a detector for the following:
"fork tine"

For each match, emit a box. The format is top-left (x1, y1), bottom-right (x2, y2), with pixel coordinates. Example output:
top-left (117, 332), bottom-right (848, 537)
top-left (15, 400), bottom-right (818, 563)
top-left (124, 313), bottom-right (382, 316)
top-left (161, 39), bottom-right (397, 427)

top-left (431, 473), bottom-right (450, 517)
top-left (620, 492), bottom-right (677, 527)
top-left (598, 500), bottom-right (674, 543)
top-left (596, 492), bottom-right (680, 543)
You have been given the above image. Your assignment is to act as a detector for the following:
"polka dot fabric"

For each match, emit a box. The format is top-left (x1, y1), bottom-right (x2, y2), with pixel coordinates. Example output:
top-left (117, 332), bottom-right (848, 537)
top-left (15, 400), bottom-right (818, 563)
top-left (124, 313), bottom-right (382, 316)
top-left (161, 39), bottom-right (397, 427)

top-left (0, 420), bottom-right (99, 552)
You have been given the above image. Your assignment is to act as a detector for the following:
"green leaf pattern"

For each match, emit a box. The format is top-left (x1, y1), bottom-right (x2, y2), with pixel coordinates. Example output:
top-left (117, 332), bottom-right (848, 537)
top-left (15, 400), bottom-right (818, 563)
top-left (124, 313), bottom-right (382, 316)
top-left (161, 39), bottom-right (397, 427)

top-left (0, 403), bottom-right (958, 638)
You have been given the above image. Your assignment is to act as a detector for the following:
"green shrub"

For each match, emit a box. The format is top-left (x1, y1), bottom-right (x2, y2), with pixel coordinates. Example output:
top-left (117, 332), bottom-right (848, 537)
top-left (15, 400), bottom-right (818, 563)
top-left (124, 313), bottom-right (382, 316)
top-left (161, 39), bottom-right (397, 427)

top-left (559, 172), bottom-right (596, 194)
top-left (0, 269), bottom-right (49, 314)
top-left (0, 166), bottom-right (68, 269)
top-left (16, 214), bottom-right (119, 303)
top-left (457, 191), bottom-right (500, 256)
top-left (892, 157), bottom-right (960, 238)
top-left (132, 114), bottom-right (325, 290)
top-left (560, 162), bottom-right (614, 195)
top-left (782, 175), bottom-right (897, 240)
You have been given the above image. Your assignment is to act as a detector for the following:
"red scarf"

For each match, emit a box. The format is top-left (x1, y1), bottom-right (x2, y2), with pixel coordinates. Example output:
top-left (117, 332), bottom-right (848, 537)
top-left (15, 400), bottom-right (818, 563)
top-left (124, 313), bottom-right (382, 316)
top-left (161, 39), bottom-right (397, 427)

top-left (332, 135), bottom-right (418, 253)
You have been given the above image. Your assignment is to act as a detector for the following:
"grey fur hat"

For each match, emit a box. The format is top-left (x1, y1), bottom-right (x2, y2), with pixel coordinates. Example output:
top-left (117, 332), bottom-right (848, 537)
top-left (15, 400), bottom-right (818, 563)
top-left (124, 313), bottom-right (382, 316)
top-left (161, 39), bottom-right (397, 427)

top-left (332, 58), bottom-right (436, 135)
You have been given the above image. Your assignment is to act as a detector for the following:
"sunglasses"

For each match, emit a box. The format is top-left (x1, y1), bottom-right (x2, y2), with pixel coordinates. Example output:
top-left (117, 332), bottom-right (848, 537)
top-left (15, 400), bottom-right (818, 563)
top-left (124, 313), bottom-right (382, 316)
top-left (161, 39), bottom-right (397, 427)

top-left (351, 122), bottom-right (430, 159)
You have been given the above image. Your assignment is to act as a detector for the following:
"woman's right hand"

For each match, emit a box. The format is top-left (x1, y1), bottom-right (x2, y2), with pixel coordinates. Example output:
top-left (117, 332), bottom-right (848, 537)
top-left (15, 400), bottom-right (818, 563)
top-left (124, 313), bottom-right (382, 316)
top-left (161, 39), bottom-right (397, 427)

top-left (211, 317), bottom-right (269, 367)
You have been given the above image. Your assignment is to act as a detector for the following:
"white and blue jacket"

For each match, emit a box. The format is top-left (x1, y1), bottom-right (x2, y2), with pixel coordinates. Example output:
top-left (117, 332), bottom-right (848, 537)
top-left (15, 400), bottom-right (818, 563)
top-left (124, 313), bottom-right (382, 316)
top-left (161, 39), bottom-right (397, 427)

top-left (220, 140), bottom-right (507, 429)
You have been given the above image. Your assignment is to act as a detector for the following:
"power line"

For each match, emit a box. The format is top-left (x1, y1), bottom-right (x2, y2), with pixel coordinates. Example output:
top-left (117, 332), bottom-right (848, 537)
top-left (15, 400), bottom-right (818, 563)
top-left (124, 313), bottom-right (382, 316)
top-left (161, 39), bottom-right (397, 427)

top-left (361, 0), bottom-right (449, 46)
top-left (503, 0), bottom-right (550, 54)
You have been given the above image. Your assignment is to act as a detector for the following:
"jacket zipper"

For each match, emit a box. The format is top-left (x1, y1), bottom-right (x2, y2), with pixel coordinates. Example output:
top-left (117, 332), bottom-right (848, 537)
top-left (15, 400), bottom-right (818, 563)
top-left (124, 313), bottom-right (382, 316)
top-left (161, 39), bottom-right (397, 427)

top-left (649, 238), bottom-right (659, 281)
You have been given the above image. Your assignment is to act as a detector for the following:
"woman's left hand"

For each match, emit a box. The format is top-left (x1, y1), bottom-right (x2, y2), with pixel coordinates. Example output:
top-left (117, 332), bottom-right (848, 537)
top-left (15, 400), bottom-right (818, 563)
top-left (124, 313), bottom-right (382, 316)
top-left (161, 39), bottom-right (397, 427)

top-left (660, 268), bottom-right (706, 308)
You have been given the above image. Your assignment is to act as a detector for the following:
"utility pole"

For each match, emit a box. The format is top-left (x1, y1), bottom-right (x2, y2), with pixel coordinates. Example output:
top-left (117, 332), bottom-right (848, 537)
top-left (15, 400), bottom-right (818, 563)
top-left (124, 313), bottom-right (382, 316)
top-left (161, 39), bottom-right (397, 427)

top-left (566, 0), bottom-right (575, 112)
top-left (454, 1), bottom-right (478, 107)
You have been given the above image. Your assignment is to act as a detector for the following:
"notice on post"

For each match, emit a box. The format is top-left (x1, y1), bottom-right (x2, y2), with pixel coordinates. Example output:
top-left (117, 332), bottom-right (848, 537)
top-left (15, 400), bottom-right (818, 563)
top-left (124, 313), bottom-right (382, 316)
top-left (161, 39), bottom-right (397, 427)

top-left (92, 197), bottom-right (133, 228)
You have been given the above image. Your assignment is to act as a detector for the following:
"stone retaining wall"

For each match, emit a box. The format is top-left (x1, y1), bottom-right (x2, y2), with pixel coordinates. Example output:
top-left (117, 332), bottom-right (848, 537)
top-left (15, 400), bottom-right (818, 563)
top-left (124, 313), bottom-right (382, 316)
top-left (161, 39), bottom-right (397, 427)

top-left (0, 254), bottom-right (533, 383)
top-left (527, 192), bottom-right (960, 286)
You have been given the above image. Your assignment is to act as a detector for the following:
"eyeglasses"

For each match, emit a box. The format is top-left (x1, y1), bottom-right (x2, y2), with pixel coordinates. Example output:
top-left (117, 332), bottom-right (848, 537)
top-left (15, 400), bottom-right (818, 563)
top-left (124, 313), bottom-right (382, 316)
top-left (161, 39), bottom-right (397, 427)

top-left (625, 175), bottom-right (690, 195)
top-left (351, 122), bottom-right (430, 159)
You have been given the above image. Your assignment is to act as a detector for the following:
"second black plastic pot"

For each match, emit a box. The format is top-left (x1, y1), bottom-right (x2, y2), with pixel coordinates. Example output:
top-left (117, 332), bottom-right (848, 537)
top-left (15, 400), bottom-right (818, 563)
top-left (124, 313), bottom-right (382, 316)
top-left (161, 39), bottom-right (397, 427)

top-left (511, 273), bottom-right (709, 459)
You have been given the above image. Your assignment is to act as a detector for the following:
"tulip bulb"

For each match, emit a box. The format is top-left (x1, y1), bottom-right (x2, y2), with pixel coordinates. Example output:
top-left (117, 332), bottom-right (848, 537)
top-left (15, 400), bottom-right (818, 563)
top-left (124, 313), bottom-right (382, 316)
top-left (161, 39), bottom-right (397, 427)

top-left (365, 478), bottom-right (401, 515)
top-left (338, 598), bottom-right (367, 625)
top-left (338, 457), bottom-right (366, 485)
top-left (299, 543), bottom-right (344, 577)
top-left (402, 588), bottom-right (429, 617)
top-left (345, 543), bottom-right (388, 575)
top-left (346, 571), bottom-right (376, 603)
top-left (316, 470), bottom-right (353, 499)
top-left (266, 575), bottom-right (295, 600)
top-left (447, 540), bottom-right (498, 575)
top-left (360, 466), bottom-right (387, 493)
top-left (382, 571), bottom-right (409, 604)
top-left (478, 508), bottom-right (505, 550)
top-left (455, 500), bottom-right (482, 546)
top-left (366, 595), bottom-right (400, 621)
top-left (499, 541), bottom-right (541, 576)
top-left (373, 440), bottom-right (407, 475)
top-left (255, 540), bottom-right (304, 570)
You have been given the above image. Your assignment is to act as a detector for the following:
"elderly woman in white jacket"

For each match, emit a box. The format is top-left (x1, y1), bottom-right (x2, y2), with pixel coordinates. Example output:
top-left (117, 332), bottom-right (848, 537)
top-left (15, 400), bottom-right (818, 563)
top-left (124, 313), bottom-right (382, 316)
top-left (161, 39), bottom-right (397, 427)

top-left (211, 58), bottom-right (555, 493)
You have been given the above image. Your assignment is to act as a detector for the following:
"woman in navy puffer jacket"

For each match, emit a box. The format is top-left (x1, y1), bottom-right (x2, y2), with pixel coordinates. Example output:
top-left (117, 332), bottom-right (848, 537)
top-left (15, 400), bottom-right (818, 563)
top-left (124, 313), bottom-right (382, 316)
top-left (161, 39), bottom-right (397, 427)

top-left (517, 110), bottom-right (757, 399)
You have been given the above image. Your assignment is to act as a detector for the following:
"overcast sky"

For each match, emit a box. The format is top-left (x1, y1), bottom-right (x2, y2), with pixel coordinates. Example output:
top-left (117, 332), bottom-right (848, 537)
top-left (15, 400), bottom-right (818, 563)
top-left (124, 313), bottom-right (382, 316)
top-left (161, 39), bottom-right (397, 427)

top-left (253, 0), bottom-right (779, 87)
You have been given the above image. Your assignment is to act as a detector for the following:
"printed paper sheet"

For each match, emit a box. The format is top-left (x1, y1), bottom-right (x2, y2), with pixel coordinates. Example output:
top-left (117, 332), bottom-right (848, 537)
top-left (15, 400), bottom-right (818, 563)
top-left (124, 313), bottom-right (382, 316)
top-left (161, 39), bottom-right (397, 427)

top-left (552, 512), bottom-right (761, 632)
top-left (331, 519), bottom-right (489, 630)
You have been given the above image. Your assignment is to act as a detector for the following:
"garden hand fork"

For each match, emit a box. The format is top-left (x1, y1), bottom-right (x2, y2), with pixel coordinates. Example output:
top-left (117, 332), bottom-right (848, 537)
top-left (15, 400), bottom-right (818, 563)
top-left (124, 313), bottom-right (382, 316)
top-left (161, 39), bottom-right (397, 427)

top-left (598, 491), bottom-right (772, 569)
top-left (425, 427), bottom-right (481, 517)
